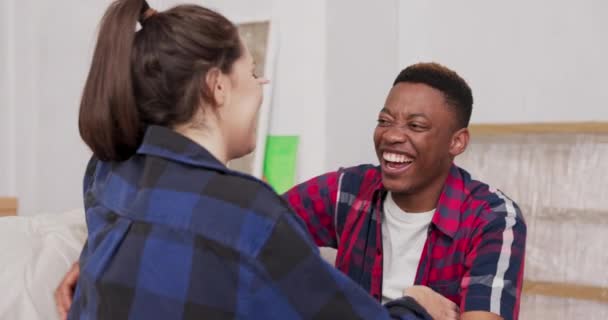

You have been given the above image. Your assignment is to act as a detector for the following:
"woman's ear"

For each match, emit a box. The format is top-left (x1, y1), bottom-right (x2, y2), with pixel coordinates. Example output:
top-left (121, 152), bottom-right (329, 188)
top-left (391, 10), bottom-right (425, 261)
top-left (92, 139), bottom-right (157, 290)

top-left (206, 68), bottom-right (228, 107)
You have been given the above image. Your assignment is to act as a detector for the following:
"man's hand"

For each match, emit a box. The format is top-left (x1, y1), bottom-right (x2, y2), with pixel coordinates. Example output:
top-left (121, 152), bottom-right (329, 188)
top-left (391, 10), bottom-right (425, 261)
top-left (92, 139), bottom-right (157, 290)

top-left (54, 262), bottom-right (80, 320)
top-left (404, 285), bottom-right (459, 320)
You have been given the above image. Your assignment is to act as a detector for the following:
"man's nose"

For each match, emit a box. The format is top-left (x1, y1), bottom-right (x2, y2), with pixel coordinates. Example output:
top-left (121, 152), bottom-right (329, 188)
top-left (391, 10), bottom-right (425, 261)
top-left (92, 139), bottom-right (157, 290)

top-left (383, 126), bottom-right (408, 144)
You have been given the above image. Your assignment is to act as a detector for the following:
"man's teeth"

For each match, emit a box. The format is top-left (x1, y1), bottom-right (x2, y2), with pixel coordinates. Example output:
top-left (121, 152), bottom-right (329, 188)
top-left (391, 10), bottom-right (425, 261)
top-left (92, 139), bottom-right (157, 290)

top-left (382, 152), bottom-right (413, 163)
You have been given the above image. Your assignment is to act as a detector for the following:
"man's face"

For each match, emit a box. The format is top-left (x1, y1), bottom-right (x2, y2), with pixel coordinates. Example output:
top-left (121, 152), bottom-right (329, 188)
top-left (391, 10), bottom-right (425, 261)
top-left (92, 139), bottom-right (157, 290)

top-left (373, 82), bottom-right (463, 195)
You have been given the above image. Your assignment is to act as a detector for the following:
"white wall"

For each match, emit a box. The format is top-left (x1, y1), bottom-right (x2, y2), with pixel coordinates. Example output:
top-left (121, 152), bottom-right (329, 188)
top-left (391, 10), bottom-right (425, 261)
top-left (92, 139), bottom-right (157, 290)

top-left (32, 1), bottom-right (108, 215)
top-left (152, 0), bottom-right (273, 22)
top-left (269, 0), bottom-right (327, 181)
top-left (4, 0), bottom-right (43, 215)
top-left (325, 0), bottom-right (399, 170)
top-left (398, 0), bottom-right (608, 124)
top-left (5, 0), bottom-right (109, 215)
top-left (10, 0), bottom-right (41, 216)
top-left (1, 0), bottom-right (328, 214)
top-left (0, 0), bottom-right (14, 197)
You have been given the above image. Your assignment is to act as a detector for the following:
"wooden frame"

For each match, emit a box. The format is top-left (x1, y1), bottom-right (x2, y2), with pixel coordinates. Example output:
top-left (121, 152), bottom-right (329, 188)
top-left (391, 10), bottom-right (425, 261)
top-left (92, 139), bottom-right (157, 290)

top-left (227, 18), bottom-right (279, 178)
top-left (524, 280), bottom-right (608, 303)
top-left (469, 122), bottom-right (608, 135)
top-left (0, 197), bottom-right (18, 217)
top-left (465, 125), bottom-right (608, 303)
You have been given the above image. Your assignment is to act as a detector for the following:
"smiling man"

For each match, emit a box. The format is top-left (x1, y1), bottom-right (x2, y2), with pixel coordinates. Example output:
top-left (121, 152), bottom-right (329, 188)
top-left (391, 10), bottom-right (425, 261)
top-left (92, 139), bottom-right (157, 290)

top-left (56, 62), bottom-right (526, 320)
top-left (285, 62), bottom-right (527, 320)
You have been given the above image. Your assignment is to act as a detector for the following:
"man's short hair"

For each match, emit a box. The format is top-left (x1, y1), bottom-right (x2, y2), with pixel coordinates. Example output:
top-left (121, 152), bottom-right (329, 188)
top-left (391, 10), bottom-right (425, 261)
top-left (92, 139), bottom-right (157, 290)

top-left (393, 62), bottom-right (473, 129)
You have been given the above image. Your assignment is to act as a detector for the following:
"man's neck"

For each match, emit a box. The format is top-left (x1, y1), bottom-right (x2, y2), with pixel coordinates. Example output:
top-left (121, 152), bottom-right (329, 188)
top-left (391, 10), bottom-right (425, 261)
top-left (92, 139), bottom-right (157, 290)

top-left (391, 169), bottom-right (450, 213)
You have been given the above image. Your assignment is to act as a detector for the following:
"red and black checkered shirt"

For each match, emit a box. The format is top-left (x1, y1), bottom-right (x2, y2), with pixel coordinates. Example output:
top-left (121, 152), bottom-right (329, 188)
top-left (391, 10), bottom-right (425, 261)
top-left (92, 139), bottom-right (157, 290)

top-left (284, 164), bottom-right (526, 320)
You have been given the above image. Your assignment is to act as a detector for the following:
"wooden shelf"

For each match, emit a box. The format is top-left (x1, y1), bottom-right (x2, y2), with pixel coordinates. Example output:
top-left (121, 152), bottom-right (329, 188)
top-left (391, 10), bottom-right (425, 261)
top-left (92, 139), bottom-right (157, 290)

top-left (469, 122), bottom-right (608, 135)
top-left (0, 197), bottom-right (18, 217)
top-left (524, 280), bottom-right (608, 303)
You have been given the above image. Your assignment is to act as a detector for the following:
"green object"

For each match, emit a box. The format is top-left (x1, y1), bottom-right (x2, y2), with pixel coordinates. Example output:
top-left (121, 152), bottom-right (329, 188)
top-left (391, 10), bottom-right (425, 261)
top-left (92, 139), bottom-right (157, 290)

top-left (263, 135), bottom-right (299, 194)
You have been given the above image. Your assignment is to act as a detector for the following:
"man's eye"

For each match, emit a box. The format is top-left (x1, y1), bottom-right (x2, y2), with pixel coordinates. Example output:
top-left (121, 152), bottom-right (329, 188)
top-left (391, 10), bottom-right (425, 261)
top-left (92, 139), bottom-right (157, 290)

top-left (409, 123), bottom-right (426, 130)
top-left (377, 119), bottom-right (390, 126)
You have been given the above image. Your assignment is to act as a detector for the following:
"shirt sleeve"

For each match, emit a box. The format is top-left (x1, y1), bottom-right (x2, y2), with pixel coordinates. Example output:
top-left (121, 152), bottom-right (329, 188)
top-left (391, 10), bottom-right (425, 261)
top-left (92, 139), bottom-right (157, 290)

top-left (282, 170), bottom-right (341, 248)
top-left (460, 198), bottom-right (527, 320)
top-left (248, 212), bottom-right (432, 320)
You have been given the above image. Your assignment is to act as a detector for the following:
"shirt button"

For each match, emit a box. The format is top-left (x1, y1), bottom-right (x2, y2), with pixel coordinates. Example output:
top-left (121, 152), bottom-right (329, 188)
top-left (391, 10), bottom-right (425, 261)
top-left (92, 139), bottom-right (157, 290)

top-left (376, 249), bottom-right (382, 255)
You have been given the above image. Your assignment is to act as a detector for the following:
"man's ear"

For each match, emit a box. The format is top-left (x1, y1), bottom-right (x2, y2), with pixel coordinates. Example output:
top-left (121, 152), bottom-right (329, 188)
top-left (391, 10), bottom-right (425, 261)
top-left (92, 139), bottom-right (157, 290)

top-left (206, 68), bottom-right (228, 107)
top-left (449, 127), bottom-right (470, 157)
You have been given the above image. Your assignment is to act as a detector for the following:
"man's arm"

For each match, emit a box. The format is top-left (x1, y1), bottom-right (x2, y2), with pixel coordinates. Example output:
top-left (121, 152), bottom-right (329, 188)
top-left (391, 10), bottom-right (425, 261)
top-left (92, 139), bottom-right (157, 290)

top-left (55, 263), bottom-right (80, 320)
top-left (282, 171), bottom-right (341, 248)
top-left (54, 156), bottom-right (98, 319)
top-left (459, 198), bottom-right (527, 320)
top-left (250, 212), bottom-right (432, 320)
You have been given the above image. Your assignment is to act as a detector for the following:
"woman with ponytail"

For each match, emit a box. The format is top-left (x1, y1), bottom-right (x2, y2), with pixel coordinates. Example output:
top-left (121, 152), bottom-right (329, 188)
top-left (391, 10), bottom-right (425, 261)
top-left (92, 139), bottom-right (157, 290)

top-left (61, 1), bottom-right (430, 319)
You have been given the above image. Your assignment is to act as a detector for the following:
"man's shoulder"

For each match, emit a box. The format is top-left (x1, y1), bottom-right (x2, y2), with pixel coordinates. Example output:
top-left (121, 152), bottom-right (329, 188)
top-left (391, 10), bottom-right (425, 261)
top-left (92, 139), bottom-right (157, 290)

top-left (337, 164), bottom-right (382, 193)
top-left (456, 165), bottom-right (525, 225)
top-left (287, 164), bottom-right (381, 200)
top-left (339, 163), bottom-right (380, 176)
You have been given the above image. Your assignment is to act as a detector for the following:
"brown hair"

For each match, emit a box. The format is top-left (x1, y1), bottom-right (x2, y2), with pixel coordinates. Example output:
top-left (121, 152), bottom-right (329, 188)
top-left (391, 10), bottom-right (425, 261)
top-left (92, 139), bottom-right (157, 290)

top-left (393, 62), bottom-right (473, 129)
top-left (79, 0), bottom-right (242, 161)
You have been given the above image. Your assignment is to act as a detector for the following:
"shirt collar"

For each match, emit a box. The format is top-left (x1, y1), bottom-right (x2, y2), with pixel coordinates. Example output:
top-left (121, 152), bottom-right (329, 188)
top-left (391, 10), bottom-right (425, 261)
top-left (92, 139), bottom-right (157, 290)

top-left (377, 163), bottom-right (465, 239)
top-left (136, 125), bottom-right (228, 173)
top-left (430, 164), bottom-right (466, 238)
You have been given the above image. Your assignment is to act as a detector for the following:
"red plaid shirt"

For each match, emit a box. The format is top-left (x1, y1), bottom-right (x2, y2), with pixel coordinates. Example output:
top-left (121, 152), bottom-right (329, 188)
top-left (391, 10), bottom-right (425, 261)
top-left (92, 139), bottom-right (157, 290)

top-left (285, 164), bottom-right (526, 320)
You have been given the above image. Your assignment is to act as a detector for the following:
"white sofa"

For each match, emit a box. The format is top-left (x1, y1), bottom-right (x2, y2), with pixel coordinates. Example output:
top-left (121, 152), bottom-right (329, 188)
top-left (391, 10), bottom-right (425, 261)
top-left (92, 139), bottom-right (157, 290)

top-left (0, 209), bottom-right (86, 320)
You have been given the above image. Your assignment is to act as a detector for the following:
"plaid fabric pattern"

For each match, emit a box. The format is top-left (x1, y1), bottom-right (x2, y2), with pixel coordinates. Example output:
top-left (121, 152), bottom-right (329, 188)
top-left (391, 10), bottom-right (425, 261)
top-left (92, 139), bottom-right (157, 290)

top-left (285, 164), bottom-right (527, 320)
top-left (68, 125), bottom-right (430, 320)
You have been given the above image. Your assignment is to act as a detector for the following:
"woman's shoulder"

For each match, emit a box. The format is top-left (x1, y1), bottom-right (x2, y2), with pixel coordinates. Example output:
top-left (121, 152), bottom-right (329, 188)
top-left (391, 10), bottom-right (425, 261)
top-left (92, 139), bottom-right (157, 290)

top-left (205, 170), bottom-right (291, 220)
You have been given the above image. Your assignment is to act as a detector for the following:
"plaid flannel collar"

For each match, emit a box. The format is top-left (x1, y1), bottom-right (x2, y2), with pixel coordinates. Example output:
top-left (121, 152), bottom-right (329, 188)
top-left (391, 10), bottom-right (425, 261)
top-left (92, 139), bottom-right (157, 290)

top-left (376, 163), bottom-right (464, 239)
top-left (136, 125), bottom-right (228, 173)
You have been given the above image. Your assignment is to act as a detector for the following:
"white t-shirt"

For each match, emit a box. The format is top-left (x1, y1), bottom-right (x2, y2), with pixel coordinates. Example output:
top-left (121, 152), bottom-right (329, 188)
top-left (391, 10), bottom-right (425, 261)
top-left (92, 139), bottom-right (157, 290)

top-left (381, 192), bottom-right (435, 304)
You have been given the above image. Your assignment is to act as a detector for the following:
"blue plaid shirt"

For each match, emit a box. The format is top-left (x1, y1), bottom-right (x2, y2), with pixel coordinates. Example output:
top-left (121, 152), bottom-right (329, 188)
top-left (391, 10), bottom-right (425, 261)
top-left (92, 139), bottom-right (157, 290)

top-left (69, 125), bottom-right (430, 320)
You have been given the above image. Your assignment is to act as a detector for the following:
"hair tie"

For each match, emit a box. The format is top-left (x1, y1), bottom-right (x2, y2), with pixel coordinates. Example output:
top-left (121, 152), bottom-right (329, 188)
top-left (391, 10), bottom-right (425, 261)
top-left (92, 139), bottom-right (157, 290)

top-left (139, 1), bottom-right (157, 24)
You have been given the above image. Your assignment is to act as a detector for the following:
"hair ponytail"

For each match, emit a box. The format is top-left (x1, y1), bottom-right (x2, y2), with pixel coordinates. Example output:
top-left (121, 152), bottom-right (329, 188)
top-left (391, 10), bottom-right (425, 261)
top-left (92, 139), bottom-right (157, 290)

top-left (80, 1), bottom-right (242, 161)
top-left (79, 0), bottom-right (146, 161)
